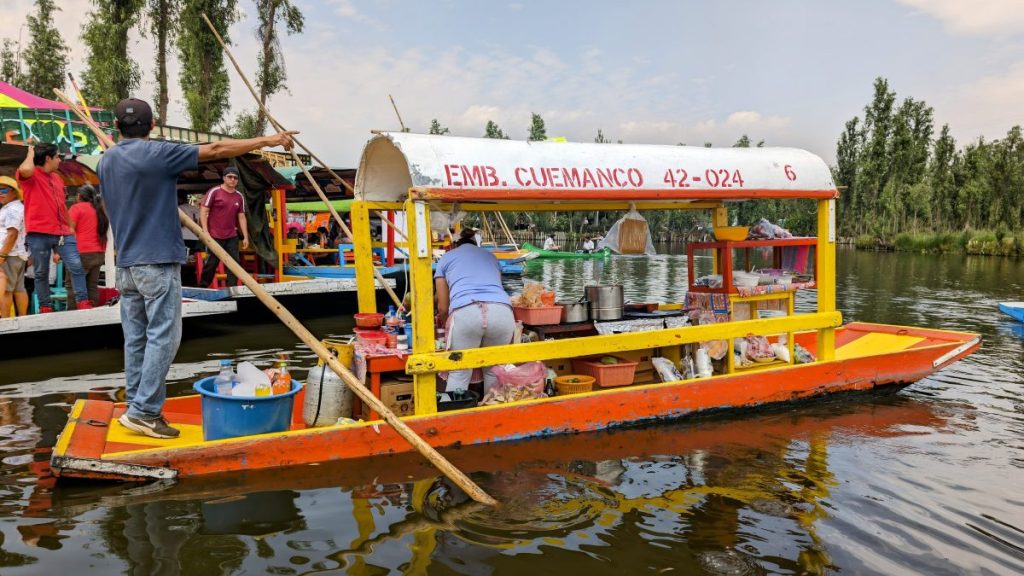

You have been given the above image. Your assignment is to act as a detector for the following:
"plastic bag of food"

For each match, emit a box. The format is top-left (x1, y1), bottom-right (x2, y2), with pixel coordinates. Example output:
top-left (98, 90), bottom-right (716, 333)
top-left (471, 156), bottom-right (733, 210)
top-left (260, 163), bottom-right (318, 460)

top-left (511, 281), bottom-right (547, 308)
top-left (652, 357), bottom-right (683, 382)
top-left (483, 362), bottom-right (547, 404)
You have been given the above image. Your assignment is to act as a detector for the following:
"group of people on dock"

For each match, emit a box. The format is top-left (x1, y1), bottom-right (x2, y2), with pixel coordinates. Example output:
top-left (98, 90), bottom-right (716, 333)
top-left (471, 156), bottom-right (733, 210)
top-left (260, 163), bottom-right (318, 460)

top-left (0, 145), bottom-right (108, 317)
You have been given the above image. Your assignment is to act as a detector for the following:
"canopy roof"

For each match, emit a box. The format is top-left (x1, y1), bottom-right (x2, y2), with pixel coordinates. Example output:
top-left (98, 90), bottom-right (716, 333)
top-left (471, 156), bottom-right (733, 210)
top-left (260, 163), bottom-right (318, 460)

top-left (0, 81), bottom-right (85, 110)
top-left (356, 132), bottom-right (837, 203)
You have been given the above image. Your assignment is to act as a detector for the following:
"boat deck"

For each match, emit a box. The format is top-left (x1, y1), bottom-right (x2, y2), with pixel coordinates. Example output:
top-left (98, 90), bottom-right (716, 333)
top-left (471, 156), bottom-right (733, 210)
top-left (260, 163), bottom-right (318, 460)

top-left (52, 322), bottom-right (980, 482)
top-left (0, 299), bottom-right (236, 335)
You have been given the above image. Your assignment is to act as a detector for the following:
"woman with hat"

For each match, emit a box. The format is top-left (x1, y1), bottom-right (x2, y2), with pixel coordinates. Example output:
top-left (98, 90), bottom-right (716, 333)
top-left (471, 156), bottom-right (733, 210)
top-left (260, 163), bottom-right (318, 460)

top-left (0, 176), bottom-right (29, 316)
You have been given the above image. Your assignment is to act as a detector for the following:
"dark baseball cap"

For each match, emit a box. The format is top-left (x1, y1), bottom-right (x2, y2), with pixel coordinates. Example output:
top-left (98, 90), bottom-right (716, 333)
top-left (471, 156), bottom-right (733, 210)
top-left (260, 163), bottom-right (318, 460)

top-left (114, 98), bottom-right (153, 127)
top-left (223, 166), bottom-right (239, 177)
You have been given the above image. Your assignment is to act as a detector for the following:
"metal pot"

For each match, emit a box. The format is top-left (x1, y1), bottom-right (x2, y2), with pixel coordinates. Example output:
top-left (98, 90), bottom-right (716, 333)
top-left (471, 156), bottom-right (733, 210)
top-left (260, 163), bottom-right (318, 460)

top-left (558, 300), bottom-right (589, 323)
top-left (585, 285), bottom-right (624, 321)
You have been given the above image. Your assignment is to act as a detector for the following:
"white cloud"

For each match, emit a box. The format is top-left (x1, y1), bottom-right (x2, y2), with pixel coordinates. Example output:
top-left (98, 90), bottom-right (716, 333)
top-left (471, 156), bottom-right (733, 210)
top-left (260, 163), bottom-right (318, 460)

top-left (508, 3), bottom-right (524, 12)
top-left (897, 0), bottom-right (1024, 36)
top-left (934, 62), bottom-right (1024, 142)
top-left (725, 111), bottom-right (791, 130)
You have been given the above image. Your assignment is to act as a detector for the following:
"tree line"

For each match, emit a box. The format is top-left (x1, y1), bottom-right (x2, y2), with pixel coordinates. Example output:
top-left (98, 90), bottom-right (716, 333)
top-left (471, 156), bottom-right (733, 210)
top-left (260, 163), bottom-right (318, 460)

top-left (0, 0), bottom-right (303, 135)
top-left (835, 77), bottom-right (1024, 240)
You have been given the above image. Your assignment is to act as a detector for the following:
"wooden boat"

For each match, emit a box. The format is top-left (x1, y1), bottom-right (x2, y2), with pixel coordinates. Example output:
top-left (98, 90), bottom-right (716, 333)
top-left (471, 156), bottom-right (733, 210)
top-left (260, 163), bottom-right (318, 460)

top-left (998, 301), bottom-right (1024, 322)
top-left (51, 133), bottom-right (980, 482)
top-left (522, 241), bottom-right (611, 259)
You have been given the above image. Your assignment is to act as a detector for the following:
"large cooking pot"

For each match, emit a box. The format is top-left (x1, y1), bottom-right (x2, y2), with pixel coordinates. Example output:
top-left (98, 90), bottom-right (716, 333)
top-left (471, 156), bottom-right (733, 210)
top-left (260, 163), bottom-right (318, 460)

top-left (558, 300), bottom-right (589, 323)
top-left (585, 285), bottom-right (624, 321)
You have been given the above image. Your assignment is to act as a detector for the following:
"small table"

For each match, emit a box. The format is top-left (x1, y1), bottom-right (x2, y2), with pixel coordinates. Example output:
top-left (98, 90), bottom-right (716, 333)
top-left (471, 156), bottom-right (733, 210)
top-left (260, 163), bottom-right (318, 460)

top-left (355, 351), bottom-right (409, 420)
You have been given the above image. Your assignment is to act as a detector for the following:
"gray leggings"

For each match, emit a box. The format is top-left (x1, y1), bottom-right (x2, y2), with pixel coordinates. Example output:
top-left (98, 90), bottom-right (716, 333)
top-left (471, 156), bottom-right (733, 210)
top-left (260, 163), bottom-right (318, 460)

top-left (445, 302), bottom-right (516, 392)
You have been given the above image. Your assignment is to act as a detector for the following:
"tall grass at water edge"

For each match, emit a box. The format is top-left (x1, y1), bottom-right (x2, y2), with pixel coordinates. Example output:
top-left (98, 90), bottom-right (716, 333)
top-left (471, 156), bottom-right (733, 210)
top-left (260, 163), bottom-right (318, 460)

top-left (856, 230), bottom-right (1021, 256)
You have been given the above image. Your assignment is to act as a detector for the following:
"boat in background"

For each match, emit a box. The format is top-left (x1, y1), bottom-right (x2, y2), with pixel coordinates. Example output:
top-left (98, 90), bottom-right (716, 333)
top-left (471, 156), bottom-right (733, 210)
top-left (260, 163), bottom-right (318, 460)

top-left (522, 241), bottom-right (611, 259)
top-left (998, 302), bottom-right (1024, 322)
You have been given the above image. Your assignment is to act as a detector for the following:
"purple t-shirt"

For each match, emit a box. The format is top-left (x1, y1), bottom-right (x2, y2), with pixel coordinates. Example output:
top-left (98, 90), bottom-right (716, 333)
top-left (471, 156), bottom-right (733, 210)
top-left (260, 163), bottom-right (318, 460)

top-left (201, 185), bottom-right (246, 240)
top-left (434, 244), bottom-right (510, 311)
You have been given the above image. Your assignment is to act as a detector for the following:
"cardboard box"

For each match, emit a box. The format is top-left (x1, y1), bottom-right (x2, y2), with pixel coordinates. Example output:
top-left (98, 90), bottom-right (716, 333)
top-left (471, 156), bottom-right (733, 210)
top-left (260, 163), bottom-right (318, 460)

top-left (380, 380), bottom-right (415, 417)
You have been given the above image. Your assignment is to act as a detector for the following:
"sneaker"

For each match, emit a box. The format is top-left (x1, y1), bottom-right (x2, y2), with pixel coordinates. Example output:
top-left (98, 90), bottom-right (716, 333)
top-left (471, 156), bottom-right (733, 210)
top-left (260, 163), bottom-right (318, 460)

top-left (76, 301), bottom-right (94, 310)
top-left (38, 306), bottom-right (54, 314)
top-left (118, 413), bottom-right (181, 439)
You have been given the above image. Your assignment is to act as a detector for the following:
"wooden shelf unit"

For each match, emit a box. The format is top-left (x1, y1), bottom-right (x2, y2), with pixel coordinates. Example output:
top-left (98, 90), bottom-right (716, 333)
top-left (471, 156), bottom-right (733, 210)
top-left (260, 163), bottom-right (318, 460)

top-left (686, 237), bottom-right (817, 294)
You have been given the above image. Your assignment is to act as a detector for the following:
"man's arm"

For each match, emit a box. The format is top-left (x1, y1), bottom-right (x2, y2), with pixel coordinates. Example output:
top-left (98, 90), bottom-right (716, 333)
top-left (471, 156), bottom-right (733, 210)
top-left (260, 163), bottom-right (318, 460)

top-left (238, 212), bottom-right (249, 250)
top-left (196, 131), bottom-right (298, 162)
top-left (0, 228), bottom-right (17, 260)
top-left (200, 206), bottom-right (210, 234)
top-left (18, 145), bottom-right (35, 179)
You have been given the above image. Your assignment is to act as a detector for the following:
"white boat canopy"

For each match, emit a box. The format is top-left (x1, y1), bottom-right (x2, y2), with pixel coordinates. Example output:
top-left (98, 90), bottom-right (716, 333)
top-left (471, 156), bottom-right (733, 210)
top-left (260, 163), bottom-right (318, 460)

top-left (355, 132), bottom-right (837, 203)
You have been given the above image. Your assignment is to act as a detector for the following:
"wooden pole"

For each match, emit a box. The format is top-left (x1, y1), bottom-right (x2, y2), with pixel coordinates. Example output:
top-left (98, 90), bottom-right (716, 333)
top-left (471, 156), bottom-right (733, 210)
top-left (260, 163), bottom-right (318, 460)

top-left (388, 94), bottom-right (407, 132)
top-left (197, 14), bottom-right (402, 309)
top-left (54, 88), bottom-right (498, 508)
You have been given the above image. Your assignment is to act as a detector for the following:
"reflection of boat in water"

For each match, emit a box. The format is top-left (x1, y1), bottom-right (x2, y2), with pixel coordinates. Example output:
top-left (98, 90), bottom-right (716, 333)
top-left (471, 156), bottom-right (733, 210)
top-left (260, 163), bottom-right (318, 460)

top-left (51, 134), bottom-right (980, 483)
top-left (998, 301), bottom-right (1024, 323)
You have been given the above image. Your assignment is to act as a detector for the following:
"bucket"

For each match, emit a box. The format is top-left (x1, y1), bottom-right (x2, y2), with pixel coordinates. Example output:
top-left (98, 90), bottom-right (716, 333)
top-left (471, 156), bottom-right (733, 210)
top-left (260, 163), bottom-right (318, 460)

top-left (193, 376), bottom-right (303, 441)
top-left (320, 338), bottom-right (355, 368)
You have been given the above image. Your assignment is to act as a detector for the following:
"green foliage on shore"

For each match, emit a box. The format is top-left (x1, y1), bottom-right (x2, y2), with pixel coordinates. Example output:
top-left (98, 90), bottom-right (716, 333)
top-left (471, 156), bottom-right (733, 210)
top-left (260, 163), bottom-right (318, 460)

top-left (835, 77), bottom-right (1024, 255)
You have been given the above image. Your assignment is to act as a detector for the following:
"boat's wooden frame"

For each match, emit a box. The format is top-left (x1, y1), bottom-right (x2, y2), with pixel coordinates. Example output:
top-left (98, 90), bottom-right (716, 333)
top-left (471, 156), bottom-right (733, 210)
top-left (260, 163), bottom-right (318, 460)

top-left (51, 134), bottom-right (980, 482)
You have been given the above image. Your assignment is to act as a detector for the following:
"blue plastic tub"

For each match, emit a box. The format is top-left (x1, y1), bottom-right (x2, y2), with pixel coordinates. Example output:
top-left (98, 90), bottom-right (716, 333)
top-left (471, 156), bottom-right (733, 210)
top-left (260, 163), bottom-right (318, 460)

top-left (193, 376), bottom-right (303, 441)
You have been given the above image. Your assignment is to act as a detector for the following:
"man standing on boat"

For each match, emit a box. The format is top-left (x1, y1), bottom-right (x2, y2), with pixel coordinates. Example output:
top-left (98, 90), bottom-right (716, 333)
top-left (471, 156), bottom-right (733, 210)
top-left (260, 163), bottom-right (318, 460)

top-left (199, 167), bottom-right (248, 288)
top-left (17, 143), bottom-right (92, 312)
top-left (100, 98), bottom-right (296, 439)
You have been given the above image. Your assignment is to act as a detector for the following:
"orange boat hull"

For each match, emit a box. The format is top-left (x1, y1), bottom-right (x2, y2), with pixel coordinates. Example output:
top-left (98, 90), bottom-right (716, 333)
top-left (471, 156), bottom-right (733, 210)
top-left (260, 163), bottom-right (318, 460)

top-left (51, 322), bottom-right (979, 482)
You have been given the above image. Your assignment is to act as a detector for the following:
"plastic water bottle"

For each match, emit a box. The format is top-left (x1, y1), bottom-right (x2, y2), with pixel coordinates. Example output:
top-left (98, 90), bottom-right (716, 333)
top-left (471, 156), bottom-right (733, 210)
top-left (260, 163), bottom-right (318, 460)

top-left (214, 359), bottom-right (235, 395)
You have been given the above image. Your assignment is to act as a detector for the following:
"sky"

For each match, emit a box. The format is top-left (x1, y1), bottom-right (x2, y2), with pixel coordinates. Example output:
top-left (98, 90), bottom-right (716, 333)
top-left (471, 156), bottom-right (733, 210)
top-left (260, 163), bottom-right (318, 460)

top-left (2, 0), bottom-right (1023, 167)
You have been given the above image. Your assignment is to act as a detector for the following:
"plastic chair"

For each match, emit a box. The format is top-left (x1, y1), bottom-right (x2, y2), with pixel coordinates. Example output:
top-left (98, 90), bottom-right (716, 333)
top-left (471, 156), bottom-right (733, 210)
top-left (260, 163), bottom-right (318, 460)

top-left (31, 262), bottom-right (67, 312)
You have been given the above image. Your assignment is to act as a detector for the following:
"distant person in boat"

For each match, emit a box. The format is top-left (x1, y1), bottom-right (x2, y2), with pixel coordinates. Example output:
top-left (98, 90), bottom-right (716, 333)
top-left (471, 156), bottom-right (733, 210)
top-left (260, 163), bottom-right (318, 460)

top-left (199, 166), bottom-right (249, 288)
top-left (16, 143), bottom-right (92, 312)
top-left (64, 185), bottom-right (107, 308)
top-left (581, 237), bottom-right (596, 253)
top-left (99, 97), bottom-right (296, 440)
top-left (543, 234), bottom-right (559, 251)
top-left (0, 176), bottom-right (29, 317)
top-left (435, 228), bottom-right (515, 394)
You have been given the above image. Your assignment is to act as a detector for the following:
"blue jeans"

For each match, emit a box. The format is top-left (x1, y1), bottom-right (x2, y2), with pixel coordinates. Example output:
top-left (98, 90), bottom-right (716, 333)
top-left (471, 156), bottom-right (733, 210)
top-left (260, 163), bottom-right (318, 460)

top-left (25, 233), bottom-right (88, 308)
top-left (117, 264), bottom-right (182, 419)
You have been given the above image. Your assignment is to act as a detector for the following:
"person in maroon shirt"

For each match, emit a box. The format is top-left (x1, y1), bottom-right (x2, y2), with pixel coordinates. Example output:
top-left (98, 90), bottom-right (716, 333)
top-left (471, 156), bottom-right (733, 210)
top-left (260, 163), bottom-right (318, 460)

top-left (199, 166), bottom-right (249, 287)
top-left (17, 143), bottom-right (91, 312)
top-left (64, 185), bottom-right (108, 308)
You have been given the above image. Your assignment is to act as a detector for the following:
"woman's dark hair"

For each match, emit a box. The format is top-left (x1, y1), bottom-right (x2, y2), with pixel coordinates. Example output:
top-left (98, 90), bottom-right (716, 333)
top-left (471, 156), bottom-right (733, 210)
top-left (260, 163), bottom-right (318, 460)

top-left (455, 228), bottom-right (478, 247)
top-left (33, 143), bottom-right (59, 166)
top-left (77, 184), bottom-right (109, 239)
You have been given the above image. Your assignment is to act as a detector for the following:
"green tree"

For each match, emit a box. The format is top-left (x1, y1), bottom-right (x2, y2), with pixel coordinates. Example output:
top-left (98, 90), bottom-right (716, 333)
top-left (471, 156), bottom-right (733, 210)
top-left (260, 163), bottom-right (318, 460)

top-left (220, 108), bottom-right (260, 138)
top-left (928, 124), bottom-right (957, 228)
top-left (527, 112), bottom-right (546, 141)
top-left (19, 0), bottom-right (69, 96)
top-left (80, 0), bottom-right (146, 108)
top-left (733, 134), bottom-right (751, 147)
top-left (595, 129), bottom-right (610, 143)
top-left (178, 0), bottom-right (238, 132)
top-left (428, 119), bottom-right (449, 135)
top-left (834, 117), bottom-right (863, 235)
top-left (0, 39), bottom-right (18, 84)
top-left (484, 120), bottom-right (509, 139)
top-left (149, 0), bottom-right (181, 123)
top-left (253, 0), bottom-right (304, 135)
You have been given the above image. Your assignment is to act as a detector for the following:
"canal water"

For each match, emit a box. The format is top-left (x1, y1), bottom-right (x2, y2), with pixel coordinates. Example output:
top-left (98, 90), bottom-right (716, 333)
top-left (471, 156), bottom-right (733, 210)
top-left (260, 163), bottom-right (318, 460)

top-left (0, 248), bottom-right (1021, 574)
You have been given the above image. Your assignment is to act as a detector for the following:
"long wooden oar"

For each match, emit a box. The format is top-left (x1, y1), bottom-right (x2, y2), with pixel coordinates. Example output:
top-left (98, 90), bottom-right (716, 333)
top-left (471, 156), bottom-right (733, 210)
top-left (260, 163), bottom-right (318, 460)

top-left (198, 14), bottom-right (403, 309)
top-left (54, 89), bottom-right (498, 507)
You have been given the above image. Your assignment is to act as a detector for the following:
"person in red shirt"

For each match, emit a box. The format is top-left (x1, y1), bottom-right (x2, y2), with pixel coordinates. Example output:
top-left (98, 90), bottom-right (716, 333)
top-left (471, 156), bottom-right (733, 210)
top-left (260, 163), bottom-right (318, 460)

top-left (64, 185), bottom-right (108, 308)
top-left (17, 143), bottom-right (91, 312)
top-left (199, 166), bottom-right (249, 287)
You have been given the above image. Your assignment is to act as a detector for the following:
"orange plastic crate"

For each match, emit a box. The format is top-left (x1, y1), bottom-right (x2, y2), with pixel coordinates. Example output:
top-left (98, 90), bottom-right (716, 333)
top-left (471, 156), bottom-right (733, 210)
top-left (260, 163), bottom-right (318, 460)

top-left (571, 356), bottom-right (639, 387)
top-left (512, 305), bottom-right (563, 326)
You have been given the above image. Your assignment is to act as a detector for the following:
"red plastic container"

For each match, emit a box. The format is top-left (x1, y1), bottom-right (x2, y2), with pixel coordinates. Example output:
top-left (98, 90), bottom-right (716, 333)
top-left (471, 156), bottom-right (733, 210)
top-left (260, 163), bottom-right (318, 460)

top-left (356, 330), bottom-right (387, 346)
top-left (571, 356), bottom-right (639, 387)
top-left (354, 312), bottom-right (385, 328)
top-left (512, 305), bottom-right (563, 326)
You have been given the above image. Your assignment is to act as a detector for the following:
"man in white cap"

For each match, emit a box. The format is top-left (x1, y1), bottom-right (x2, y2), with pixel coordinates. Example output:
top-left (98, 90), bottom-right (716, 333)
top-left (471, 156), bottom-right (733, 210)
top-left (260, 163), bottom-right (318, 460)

top-left (100, 97), bottom-right (296, 439)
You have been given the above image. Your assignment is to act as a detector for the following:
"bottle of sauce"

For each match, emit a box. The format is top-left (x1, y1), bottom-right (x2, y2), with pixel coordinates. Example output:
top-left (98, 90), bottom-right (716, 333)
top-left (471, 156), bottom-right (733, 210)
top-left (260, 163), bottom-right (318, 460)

top-left (272, 353), bottom-right (292, 395)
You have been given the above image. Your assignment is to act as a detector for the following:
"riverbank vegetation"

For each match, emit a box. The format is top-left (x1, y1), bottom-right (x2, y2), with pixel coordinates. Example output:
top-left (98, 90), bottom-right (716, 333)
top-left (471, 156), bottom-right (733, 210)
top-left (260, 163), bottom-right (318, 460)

top-left (836, 78), bottom-right (1024, 256)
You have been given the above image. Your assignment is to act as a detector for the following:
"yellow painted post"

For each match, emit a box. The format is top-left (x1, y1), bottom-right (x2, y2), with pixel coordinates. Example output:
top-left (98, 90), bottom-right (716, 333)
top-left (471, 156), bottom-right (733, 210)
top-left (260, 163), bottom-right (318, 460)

top-left (405, 198), bottom-right (438, 414)
top-left (711, 205), bottom-right (728, 275)
top-left (816, 198), bottom-right (838, 361)
top-left (350, 200), bottom-right (377, 313)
